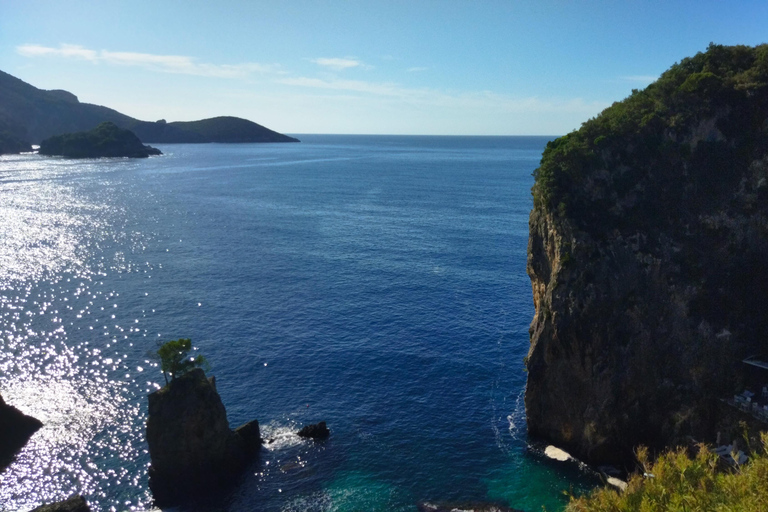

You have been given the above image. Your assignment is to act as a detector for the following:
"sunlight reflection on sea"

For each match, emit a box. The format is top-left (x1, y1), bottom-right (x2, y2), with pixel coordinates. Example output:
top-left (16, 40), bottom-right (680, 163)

top-left (0, 139), bottom-right (598, 512)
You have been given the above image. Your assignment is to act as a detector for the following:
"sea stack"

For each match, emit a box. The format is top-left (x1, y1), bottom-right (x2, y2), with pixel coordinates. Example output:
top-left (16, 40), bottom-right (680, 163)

top-left (525, 43), bottom-right (768, 465)
top-left (146, 368), bottom-right (261, 506)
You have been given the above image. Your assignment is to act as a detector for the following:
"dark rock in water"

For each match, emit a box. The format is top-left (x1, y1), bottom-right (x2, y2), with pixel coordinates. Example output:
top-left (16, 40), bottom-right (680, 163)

top-left (146, 368), bottom-right (261, 506)
top-left (417, 501), bottom-right (523, 512)
top-left (0, 393), bottom-right (43, 467)
top-left (525, 43), bottom-right (768, 465)
top-left (39, 122), bottom-right (161, 158)
top-left (297, 421), bottom-right (330, 440)
top-left (30, 495), bottom-right (90, 512)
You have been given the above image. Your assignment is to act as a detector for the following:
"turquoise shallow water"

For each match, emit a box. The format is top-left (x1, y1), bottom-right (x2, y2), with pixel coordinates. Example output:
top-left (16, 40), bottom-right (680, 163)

top-left (0, 135), bottom-right (600, 511)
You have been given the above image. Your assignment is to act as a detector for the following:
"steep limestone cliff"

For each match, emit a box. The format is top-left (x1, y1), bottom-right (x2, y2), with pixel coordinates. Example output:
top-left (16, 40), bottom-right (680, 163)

top-left (526, 44), bottom-right (768, 465)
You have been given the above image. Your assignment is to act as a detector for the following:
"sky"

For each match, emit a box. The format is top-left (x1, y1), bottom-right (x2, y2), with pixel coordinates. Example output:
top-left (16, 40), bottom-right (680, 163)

top-left (1, 0), bottom-right (767, 135)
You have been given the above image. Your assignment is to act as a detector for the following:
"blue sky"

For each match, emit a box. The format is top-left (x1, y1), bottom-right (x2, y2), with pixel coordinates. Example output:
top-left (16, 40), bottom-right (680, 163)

top-left (1, 1), bottom-right (767, 135)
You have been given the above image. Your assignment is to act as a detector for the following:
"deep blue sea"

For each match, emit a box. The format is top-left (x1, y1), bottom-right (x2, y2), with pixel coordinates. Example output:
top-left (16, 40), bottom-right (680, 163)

top-left (0, 135), bottom-right (599, 512)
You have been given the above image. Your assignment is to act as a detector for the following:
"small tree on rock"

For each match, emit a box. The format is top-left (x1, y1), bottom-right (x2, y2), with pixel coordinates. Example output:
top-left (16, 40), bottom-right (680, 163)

top-left (157, 338), bottom-right (207, 384)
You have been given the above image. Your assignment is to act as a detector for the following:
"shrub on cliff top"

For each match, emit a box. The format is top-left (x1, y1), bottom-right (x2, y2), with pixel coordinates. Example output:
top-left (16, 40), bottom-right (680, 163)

top-left (532, 43), bottom-right (768, 233)
top-left (157, 338), bottom-right (207, 384)
top-left (567, 432), bottom-right (768, 512)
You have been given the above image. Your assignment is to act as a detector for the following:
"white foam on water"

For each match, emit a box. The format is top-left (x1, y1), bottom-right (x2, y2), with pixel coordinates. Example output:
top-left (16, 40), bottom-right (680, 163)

top-left (261, 421), bottom-right (305, 451)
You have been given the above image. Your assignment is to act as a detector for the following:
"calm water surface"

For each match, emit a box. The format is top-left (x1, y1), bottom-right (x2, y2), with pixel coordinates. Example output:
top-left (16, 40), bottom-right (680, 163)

top-left (0, 135), bottom-right (599, 511)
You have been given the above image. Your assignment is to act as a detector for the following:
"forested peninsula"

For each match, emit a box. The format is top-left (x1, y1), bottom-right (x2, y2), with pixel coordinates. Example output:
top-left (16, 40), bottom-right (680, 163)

top-left (0, 69), bottom-right (298, 152)
top-left (526, 43), bottom-right (768, 468)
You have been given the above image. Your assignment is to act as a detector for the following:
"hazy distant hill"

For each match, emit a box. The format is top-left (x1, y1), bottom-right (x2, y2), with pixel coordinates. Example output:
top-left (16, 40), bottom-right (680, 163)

top-left (127, 116), bottom-right (300, 144)
top-left (0, 70), bottom-right (299, 145)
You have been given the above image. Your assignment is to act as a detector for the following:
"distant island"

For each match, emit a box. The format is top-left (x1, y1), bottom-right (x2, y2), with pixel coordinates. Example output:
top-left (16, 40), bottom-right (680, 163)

top-left (0, 69), bottom-right (299, 153)
top-left (39, 122), bottom-right (162, 158)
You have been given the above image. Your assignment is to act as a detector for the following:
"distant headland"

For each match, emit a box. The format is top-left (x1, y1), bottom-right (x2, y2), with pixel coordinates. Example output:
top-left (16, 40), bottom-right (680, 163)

top-left (0, 69), bottom-right (299, 153)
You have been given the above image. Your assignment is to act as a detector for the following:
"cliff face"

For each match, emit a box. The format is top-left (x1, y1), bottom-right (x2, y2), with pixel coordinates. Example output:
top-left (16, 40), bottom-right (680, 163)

top-left (525, 44), bottom-right (768, 465)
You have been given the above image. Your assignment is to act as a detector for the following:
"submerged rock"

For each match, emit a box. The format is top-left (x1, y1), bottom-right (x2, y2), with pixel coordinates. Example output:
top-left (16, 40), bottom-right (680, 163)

top-left (0, 393), bottom-right (43, 466)
top-left (525, 43), bottom-right (768, 465)
top-left (146, 368), bottom-right (260, 506)
top-left (417, 501), bottom-right (523, 512)
top-left (297, 421), bottom-right (330, 440)
top-left (30, 495), bottom-right (90, 512)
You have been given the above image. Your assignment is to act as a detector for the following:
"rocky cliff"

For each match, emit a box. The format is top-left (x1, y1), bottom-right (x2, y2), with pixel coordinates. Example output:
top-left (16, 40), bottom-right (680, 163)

top-left (525, 43), bottom-right (768, 465)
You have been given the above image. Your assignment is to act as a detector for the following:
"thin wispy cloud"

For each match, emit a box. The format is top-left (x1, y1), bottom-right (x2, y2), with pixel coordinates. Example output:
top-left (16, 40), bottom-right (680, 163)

top-left (311, 57), bottom-right (365, 71)
top-left (278, 76), bottom-right (608, 115)
top-left (620, 75), bottom-right (658, 84)
top-left (278, 76), bottom-right (401, 96)
top-left (16, 44), bottom-right (280, 78)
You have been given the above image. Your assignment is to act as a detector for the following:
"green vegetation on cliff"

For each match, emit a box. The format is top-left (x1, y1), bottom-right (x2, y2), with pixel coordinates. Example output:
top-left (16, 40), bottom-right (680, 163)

top-left (156, 338), bottom-right (207, 384)
top-left (533, 43), bottom-right (768, 233)
top-left (39, 122), bottom-right (162, 158)
top-left (568, 434), bottom-right (768, 512)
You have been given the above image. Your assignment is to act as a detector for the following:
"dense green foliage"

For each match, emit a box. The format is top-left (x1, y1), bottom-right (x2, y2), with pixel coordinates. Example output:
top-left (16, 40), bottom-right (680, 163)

top-left (567, 433), bottom-right (768, 512)
top-left (156, 338), bottom-right (207, 384)
top-left (39, 122), bottom-right (162, 158)
top-left (532, 43), bottom-right (768, 234)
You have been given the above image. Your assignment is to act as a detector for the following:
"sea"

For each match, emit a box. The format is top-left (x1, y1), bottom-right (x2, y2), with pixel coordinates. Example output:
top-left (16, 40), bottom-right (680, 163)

top-left (0, 135), bottom-right (600, 512)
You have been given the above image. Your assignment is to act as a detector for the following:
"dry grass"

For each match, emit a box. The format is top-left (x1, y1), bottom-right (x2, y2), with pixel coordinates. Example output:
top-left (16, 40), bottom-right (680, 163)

top-left (566, 433), bottom-right (768, 512)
